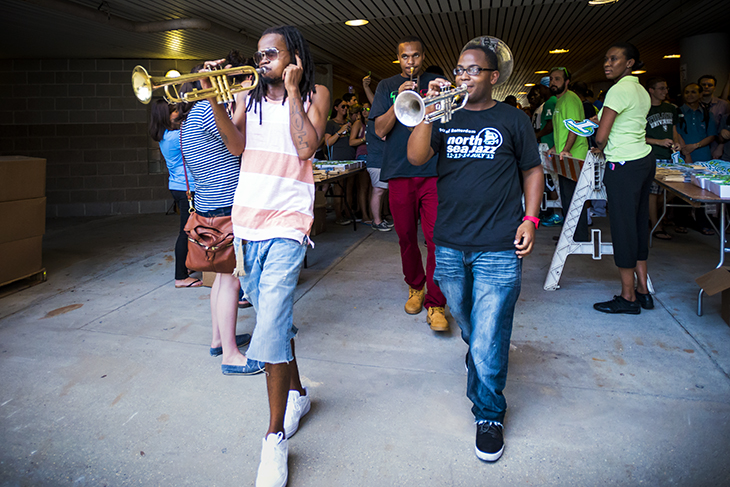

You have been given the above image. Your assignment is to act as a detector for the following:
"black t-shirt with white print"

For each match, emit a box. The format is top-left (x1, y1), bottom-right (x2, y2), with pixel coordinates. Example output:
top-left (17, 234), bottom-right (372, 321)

top-left (429, 102), bottom-right (541, 252)
top-left (369, 72), bottom-right (441, 180)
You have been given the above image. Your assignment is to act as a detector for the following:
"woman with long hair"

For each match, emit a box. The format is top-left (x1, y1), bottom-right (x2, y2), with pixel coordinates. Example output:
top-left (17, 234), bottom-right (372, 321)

top-left (325, 99), bottom-right (357, 224)
top-left (179, 61), bottom-right (261, 375)
top-left (592, 42), bottom-right (654, 314)
top-left (149, 99), bottom-right (200, 288)
top-left (348, 104), bottom-right (374, 225)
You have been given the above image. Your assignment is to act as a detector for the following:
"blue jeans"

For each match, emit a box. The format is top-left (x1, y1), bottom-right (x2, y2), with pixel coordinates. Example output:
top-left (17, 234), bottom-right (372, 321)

top-left (433, 246), bottom-right (522, 423)
top-left (234, 237), bottom-right (307, 364)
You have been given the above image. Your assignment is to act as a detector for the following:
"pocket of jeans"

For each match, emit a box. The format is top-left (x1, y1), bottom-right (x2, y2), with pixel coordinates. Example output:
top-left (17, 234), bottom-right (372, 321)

top-left (474, 251), bottom-right (521, 287)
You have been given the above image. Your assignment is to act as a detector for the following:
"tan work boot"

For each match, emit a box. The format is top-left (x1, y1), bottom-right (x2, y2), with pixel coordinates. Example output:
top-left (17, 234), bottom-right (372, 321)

top-left (427, 306), bottom-right (449, 332)
top-left (405, 286), bottom-right (425, 314)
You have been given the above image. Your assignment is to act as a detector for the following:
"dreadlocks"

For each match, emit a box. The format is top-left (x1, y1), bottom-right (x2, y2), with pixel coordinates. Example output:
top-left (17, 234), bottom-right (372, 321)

top-left (246, 25), bottom-right (317, 124)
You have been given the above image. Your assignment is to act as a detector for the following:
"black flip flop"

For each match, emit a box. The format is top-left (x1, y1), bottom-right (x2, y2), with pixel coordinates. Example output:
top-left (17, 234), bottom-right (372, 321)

top-left (652, 230), bottom-right (672, 240)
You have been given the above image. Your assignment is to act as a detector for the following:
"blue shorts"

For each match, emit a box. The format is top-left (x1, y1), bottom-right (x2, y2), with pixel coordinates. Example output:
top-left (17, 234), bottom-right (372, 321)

top-left (234, 237), bottom-right (307, 363)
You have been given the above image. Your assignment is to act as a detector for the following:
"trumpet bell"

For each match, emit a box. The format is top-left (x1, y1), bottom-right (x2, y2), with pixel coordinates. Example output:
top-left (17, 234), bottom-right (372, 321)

top-left (394, 91), bottom-right (425, 128)
top-left (132, 65), bottom-right (154, 104)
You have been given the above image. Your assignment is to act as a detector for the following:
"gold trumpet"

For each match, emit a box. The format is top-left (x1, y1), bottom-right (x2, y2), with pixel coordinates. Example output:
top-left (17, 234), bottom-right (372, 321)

top-left (131, 65), bottom-right (266, 105)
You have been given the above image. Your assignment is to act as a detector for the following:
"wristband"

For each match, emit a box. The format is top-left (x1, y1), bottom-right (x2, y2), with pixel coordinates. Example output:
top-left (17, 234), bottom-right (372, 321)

top-left (523, 215), bottom-right (540, 229)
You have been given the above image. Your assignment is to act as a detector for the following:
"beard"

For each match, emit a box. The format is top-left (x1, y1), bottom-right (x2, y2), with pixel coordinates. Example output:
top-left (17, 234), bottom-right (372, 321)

top-left (550, 84), bottom-right (565, 96)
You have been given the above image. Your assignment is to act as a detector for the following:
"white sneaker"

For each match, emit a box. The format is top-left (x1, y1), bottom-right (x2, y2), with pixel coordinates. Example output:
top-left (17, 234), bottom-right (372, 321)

top-left (283, 387), bottom-right (311, 439)
top-left (256, 432), bottom-right (288, 487)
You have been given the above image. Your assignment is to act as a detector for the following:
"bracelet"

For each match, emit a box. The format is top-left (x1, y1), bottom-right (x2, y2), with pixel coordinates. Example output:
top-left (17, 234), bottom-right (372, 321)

top-left (523, 215), bottom-right (540, 229)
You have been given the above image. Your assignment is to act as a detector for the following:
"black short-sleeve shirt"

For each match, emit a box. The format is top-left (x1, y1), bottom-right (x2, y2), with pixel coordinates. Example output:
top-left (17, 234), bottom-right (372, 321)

top-left (325, 119), bottom-right (356, 161)
top-left (370, 72), bottom-right (440, 180)
top-left (429, 102), bottom-right (541, 252)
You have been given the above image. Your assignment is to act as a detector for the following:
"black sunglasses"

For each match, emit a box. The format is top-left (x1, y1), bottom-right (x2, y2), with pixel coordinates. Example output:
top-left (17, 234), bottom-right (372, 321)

top-left (453, 66), bottom-right (496, 76)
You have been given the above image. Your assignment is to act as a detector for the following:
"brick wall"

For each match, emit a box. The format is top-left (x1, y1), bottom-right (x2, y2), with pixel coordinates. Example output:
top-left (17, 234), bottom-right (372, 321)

top-left (0, 58), bottom-right (201, 217)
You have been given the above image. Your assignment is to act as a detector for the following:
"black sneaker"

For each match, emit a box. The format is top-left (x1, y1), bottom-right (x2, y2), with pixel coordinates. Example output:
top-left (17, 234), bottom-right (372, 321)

top-left (593, 295), bottom-right (641, 314)
top-left (635, 291), bottom-right (654, 310)
top-left (475, 421), bottom-right (504, 462)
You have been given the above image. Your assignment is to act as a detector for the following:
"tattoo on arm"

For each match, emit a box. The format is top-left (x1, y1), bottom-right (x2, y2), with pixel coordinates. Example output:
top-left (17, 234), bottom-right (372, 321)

top-left (221, 133), bottom-right (228, 144)
top-left (291, 102), bottom-right (309, 150)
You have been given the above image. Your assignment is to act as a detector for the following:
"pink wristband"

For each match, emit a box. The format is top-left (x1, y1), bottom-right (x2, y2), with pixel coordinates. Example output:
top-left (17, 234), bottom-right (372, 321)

top-left (523, 215), bottom-right (539, 229)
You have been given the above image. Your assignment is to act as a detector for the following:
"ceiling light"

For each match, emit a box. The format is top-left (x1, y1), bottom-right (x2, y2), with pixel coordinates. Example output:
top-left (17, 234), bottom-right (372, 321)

top-left (663, 54), bottom-right (681, 59)
top-left (345, 19), bottom-right (369, 26)
top-left (632, 70), bottom-right (646, 75)
top-left (525, 83), bottom-right (535, 87)
top-left (549, 49), bottom-right (569, 54)
top-left (588, 0), bottom-right (618, 5)
top-left (517, 92), bottom-right (528, 96)
top-left (535, 70), bottom-right (549, 74)
top-left (392, 60), bottom-right (400, 63)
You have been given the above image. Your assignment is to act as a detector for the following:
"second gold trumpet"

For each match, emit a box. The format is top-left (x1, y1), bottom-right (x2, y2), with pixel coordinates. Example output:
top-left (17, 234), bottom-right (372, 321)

top-left (131, 65), bottom-right (266, 105)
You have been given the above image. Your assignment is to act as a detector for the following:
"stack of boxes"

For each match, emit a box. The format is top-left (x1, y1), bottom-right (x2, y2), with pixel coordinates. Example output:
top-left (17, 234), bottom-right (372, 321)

top-left (0, 156), bottom-right (47, 286)
top-left (311, 190), bottom-right (327, 236)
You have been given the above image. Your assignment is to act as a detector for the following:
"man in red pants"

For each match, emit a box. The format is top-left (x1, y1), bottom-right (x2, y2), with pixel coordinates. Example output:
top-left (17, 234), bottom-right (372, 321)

top-left (371, 36), bottom-right (448, 331)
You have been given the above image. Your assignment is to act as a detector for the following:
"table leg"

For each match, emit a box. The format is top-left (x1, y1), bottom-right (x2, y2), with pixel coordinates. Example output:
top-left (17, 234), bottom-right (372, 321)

top-left (698, 202), bottom-right (727, 316)
top-left (650, 188), bottom-right (669, 248)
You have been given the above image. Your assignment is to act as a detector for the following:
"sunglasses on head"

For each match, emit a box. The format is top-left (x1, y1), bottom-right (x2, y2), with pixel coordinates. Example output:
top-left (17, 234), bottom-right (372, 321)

top-left (253, 47), bottom-right (287, 65)
top-left (550, 67), bottom-right (571, 79)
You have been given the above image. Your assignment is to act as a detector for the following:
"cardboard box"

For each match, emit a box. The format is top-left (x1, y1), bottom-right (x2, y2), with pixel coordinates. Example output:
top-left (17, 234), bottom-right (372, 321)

top-left (310, 206), bottom-right (327, 236)
top-left (696, 267), bottom-right (730, 326)
top-left (0, 197), bottom-right (46, 244)
top-left (0, 156), bottom-right (46, 202)
top-left (314, 191), bottom-right (326, 209)
top-left (202, 271), bottom-right (215, 287)
top-left (0, 235), bottom-right (43, 286)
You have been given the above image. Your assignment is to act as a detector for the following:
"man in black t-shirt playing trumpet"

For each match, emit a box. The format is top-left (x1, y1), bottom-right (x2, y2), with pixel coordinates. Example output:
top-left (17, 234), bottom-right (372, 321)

top-left (407, 36), bottom-right (543, 463)
top-left (370, 36), bottom-right (449, 331)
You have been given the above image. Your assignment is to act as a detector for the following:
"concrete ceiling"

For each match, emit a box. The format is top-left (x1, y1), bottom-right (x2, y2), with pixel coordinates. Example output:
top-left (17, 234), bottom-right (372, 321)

top-left (3, 0), bottom-right (730, 100)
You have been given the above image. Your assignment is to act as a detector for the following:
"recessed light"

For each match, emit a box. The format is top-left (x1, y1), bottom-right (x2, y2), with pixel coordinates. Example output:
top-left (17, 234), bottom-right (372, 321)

top-left (525, 83), bottom-right (535, 87)
top-left (588, 0), bottom-right (618, 5)
top-left (549, 49), bottom-right (569, 54)
top-left (517, 92), bottom-right (528, 95)
top-left (535, 70), bottom-right (549, 74)
top-left (663, 54), bottom-right (681, 59)
top-left (345, 19), bottom-right (369, 26)
top-left (632, 70), bottom-right (646, 75)
top-left (392, 60), bottom-right (400, 63)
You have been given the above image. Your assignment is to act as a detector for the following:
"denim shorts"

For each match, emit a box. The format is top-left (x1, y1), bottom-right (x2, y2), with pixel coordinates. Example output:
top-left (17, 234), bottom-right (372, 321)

top-left (195, 206), bottom-right (232, 217)
top-left (234, 237), bottom-right (307, 363)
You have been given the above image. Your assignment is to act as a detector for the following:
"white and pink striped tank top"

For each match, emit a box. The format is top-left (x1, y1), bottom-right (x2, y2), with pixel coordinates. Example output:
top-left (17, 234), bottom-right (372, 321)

top-left (232, 96), bottom-right (315, 244)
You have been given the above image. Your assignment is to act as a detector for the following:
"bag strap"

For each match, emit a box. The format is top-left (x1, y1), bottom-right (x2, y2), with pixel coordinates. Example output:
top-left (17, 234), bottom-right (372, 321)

top-left (179, 125), bottom-right (195, 214)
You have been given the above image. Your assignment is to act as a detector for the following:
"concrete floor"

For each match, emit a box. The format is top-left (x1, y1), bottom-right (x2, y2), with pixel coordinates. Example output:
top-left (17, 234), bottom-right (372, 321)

top-left (1, 212), bottom-right (729, 486)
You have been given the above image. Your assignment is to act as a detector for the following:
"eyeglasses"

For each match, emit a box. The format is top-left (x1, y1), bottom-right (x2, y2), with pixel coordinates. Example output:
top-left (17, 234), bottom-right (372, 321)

top-left (253, 47), bottom-right (287, 65)
top-left (453, 66), bottom-right (496, 76)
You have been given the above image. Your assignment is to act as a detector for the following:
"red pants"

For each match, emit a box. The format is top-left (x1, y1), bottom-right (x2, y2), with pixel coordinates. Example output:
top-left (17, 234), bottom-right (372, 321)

top-left (388, 177), bottom-right (446, 309)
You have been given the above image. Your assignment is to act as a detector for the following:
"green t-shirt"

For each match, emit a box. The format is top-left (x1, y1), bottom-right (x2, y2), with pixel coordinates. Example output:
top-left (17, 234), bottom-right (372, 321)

top-left (540, 96), bottom-right (556, 149)
top-left (645, 102), bottom-right (678, 160)
top-left (599, 76), bottom-right (651, 162)
top-left (553, 90), bottom-right (589, 160)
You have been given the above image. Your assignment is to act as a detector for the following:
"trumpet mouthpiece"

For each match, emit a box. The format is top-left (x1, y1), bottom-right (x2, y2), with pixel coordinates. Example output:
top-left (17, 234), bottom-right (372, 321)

top-left (257, 67), bottom-right (268, 74)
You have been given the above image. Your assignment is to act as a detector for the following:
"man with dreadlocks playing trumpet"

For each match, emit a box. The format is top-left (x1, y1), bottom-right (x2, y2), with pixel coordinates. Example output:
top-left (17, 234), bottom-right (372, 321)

top-left (407, 36), bottom-right (543, 462)
top-left (203, 25), bottom-right (330, 487)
